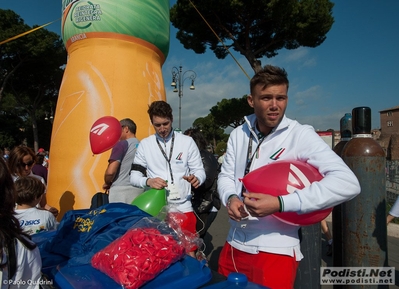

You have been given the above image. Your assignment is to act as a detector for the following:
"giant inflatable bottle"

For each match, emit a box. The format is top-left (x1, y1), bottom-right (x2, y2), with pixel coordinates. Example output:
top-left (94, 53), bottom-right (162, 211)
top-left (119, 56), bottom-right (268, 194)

top-left (47, 0), bottom-right (170, 218)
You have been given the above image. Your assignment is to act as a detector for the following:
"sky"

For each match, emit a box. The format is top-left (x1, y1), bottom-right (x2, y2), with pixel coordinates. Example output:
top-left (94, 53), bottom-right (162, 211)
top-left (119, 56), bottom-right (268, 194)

top-left (1, 0), bottom-right (398, 132)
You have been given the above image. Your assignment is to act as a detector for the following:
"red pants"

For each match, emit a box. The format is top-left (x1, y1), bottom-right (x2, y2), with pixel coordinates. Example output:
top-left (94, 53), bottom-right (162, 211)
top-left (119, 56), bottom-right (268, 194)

top-left (218, 242), bottom-right (299, 289)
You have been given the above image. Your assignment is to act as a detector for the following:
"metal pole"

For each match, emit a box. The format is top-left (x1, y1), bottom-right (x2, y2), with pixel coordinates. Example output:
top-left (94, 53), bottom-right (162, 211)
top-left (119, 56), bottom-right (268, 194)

top-left (178, 65), bottom-right (183, 129)
top-left (171, 65), bottom-right (196, 130)
top-left (294, 223), bottom-right (321, 289)
top-left (332, 113), bottom-right (352, 271)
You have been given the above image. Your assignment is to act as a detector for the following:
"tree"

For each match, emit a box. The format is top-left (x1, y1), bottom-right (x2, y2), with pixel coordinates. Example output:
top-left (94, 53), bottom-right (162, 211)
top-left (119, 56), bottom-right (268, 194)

top-left (0, 9), bottom-right (66, 151)
top-left (170, 0), bottom-right (334, 72)
top-left (210, 95), bottom-right (253, 129)
top-left (215, 141), bottom-right (227, 157)
top-left (192, 114), bottom-right (227, 149)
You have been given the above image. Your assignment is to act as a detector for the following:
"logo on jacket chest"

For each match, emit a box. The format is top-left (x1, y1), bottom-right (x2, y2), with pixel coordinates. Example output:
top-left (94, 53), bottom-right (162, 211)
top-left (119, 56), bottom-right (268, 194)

top-left (175, 152), bottom-right (183, 164)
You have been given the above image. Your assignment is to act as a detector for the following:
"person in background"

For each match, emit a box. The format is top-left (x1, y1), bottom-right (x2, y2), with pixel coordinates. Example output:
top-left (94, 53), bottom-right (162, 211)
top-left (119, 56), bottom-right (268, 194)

top-left (184, 128), bottom-right (221, 239)
top-left (217, 65), bottom-right (361, 288)
top-left (130, 101), bottom-right (205, 257)
top-left (0, 157), bottom-right (42, 288)
top-left (103, 118), bottom-right (144, 204)
top-left (387, 196), bottom-right (399, 224)
top-left (14, 176), bottom-right (57, 235)
top-left (3, 147), bottom-right (10, 161)
top-left (218, 152), bottom-right (226, 165)
top-left (321, 219), bottom-right (333, 256)
top-left (7, 146), bottom-right (58, 218)
top-left (32, 152), bottom-right (48, 183)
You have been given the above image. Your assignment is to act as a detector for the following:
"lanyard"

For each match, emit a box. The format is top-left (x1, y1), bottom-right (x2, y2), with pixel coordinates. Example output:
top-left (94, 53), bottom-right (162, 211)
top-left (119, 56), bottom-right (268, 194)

top-left (242, 132), bottom-right (265, 193)
top-left (156, 132), bottom-right (175, 184)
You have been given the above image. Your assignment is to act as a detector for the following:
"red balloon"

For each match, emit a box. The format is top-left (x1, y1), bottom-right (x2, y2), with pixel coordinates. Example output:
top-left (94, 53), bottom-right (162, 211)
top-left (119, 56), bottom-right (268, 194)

top-left (89, 116), bottom-right (121, 154)
top-left (241, 160), bottom-right (332, 226)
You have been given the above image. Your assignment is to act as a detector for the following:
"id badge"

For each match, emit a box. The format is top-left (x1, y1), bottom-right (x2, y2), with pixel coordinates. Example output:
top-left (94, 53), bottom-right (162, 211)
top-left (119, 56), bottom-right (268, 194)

top-left (167, 183), bottom-right (181, 201)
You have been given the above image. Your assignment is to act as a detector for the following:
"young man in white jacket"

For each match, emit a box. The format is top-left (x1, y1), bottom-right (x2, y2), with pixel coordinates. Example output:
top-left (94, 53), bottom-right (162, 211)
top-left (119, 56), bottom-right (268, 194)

top-left (217, 65), bottom-right (361, 288)
top-left (130, 101), bottom-right (205, 257)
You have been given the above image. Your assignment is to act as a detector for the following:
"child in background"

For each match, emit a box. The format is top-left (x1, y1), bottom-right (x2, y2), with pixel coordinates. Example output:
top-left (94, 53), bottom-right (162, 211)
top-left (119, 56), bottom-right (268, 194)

top-left (14, 176), bottom-right (57, 235)
top-left (0, 157), bottom-right (42, 287)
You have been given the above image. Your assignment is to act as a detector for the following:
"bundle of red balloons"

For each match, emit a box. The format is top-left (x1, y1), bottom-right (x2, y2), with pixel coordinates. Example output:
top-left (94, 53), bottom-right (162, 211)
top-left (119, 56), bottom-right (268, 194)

top-left (241, 160), bottom-right (332, 226)
top-left (89, 116), bottom-right (121, 154)
top-left (91, 227), bottom-right (185, 289)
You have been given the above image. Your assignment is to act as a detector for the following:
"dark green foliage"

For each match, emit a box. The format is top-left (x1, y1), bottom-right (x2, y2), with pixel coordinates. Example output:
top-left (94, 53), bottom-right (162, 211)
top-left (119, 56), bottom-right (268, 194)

top-left (210, 95), bottom-right (253, 129)
top-left (0, 9), bottom-right (66, 150)
top-left (170, 0), bottom-right (334, 72)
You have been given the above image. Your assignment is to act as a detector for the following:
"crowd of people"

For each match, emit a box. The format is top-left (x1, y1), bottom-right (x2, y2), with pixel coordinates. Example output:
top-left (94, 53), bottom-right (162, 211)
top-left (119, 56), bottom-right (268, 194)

top-left (0, 64), bottom-right (373, 288)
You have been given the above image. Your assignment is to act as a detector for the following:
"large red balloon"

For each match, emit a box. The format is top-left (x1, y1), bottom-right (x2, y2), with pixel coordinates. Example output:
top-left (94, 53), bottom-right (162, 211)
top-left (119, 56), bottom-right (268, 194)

top-left (89, 116), bottom-right (121, 154)
top-left (241, 160), bottom-right (332, 226)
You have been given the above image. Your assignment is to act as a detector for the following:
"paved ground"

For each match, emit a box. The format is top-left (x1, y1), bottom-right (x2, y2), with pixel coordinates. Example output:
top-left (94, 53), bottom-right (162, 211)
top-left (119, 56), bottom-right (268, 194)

top-left (202, 206), bottom-right (399, 288)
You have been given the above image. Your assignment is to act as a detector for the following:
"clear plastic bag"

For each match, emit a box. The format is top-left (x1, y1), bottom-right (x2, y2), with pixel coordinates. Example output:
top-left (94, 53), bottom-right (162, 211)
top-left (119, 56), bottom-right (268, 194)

top-left (91, 207), bottom-right (202, 288)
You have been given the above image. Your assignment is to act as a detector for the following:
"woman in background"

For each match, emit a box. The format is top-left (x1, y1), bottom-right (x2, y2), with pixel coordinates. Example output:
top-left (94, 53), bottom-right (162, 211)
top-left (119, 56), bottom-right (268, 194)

top-left (0, 157), bottom-right (42, 288)
top-left (7, 146), bottom-right (58, 218)
top-left (184, 129), bottom-right (220, 239)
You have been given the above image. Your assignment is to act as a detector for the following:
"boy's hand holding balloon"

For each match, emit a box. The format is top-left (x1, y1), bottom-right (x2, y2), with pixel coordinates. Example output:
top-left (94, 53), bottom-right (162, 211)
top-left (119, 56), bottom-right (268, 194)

top-left (243, 192), bottom-right (280, 218)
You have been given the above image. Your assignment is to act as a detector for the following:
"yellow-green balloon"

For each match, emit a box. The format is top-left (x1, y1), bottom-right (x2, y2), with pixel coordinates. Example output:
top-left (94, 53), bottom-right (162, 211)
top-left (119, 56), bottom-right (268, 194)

top-left (131, 188), bottom-right (167, 216)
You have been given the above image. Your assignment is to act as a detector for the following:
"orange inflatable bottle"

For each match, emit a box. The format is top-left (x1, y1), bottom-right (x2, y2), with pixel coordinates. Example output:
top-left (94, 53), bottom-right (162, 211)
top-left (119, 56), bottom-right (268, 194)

top-left (47, 0), bottom-right (170, 218)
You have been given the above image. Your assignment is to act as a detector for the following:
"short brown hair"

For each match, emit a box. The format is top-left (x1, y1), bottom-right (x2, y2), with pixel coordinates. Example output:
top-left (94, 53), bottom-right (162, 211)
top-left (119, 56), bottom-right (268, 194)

top-left (14, 176), bottom-right (46, 205)
top-left (147, 101), bottom-right (173, 123)
top-left (250, 65), bottom-right (289, 95)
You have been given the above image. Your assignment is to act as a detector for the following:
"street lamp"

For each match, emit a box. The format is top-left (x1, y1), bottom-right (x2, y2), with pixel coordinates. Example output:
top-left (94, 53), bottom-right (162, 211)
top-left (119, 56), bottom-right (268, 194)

top-left (171, 65), bottom-right (197, 129)
top-left (44, 106), bottom-right (54, 124)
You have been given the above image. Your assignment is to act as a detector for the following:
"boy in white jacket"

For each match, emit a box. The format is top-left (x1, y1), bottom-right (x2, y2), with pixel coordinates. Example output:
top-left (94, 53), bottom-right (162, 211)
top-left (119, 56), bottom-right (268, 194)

top-left (130, 101), bottom-right (205, 257)
top-left (217, 65), bottom-right (361, 288)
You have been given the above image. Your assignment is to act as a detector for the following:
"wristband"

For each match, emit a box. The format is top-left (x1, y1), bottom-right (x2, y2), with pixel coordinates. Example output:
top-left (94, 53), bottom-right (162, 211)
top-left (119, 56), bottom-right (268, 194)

top-left (227, 194), bottom-right (239, 208)
top-left (145, 178), bottom-right (150, 186)
top-left (277, 196), bottom-right (284, 212)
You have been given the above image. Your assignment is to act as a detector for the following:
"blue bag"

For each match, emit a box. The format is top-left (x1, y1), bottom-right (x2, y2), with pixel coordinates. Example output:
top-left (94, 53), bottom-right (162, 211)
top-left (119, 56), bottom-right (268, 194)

top-left (43, 203), bottom-right (150, 267)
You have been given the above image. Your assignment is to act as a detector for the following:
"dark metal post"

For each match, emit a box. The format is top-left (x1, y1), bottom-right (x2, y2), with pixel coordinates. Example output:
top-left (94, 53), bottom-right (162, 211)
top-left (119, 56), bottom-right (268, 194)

top-left (332, 113), bottom-right (352, 269)
top-left (341, 107), bottom-right (388, 289)
top-left (294, 223), bottom-right (321, 289)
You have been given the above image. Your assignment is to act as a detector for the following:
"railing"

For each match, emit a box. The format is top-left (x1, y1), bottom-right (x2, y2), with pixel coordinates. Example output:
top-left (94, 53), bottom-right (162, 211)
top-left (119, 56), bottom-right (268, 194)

top-left (386, 160), bottom-right (399, 204)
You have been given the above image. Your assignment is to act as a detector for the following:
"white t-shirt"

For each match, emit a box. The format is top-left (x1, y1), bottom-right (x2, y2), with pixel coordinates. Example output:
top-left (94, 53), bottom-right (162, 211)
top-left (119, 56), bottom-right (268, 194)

top-left (15, 208), bottom-right (57, 235)
top-left (1, 237), bottom-right (42, 289)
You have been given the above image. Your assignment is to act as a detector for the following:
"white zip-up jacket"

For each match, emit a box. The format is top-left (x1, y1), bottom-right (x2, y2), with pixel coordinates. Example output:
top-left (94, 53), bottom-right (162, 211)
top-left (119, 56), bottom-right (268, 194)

top-left (130, 131), bottom-right (206, 213)
top-left (218, 114), bottom-right (361, 260)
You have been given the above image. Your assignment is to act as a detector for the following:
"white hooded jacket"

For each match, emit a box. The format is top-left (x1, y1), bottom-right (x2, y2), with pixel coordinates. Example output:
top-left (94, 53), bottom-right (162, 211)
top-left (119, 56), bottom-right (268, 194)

top-left (218, 114), bottom-right (360, 259)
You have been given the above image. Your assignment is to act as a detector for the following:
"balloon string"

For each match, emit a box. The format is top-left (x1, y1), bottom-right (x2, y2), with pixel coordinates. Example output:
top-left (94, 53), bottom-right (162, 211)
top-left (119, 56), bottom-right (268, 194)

top-left (231, 228), bottom-right (239, 273)
top-left (188, 0), bottom-right (251, 80)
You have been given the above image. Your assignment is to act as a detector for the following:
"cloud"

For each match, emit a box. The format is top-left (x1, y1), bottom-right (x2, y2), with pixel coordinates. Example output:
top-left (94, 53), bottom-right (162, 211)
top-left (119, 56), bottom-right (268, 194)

top-left (292, 85), bottom-right (323, 106)
top-left (163, 58), bottom-right (250, 130)
top-left (270, 47), bottom-right (317, 69)
top-left (284, 47), bottom-right (309, 62)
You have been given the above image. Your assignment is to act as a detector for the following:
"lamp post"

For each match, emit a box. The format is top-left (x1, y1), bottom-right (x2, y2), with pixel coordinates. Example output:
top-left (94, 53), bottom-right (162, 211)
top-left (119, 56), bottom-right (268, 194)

top-left (44, 107), bottom-right (54, 124)
top-left (171, 65), bottom-right (196, 129)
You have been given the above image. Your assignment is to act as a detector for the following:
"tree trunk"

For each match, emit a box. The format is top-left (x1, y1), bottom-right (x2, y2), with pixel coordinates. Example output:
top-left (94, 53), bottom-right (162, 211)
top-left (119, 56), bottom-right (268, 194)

top-left (31, 115), bottom-right (39, 153)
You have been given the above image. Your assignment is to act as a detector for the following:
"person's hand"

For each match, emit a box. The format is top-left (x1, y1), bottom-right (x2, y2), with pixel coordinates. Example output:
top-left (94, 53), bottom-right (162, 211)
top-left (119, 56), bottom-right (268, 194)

top-left (183, 174), bottom-right (200, 188)
top-left (147, 177), bottom-right (167, 190)
top-left (242, 192), bottom-right (280, 217)
top-left (44, 204), bottom-right (59, 218)
top-left (49, 207), bottom-right (59, 218)
top-left (102, 183), bottom-right (111, 190)
top-left (226, 196), bottom-right (249, 221)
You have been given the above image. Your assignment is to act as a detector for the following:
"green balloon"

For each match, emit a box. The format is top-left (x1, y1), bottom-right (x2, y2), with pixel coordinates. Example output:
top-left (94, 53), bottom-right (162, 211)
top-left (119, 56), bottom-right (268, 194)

top-left (131, 188), bottom-right (167, 216)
